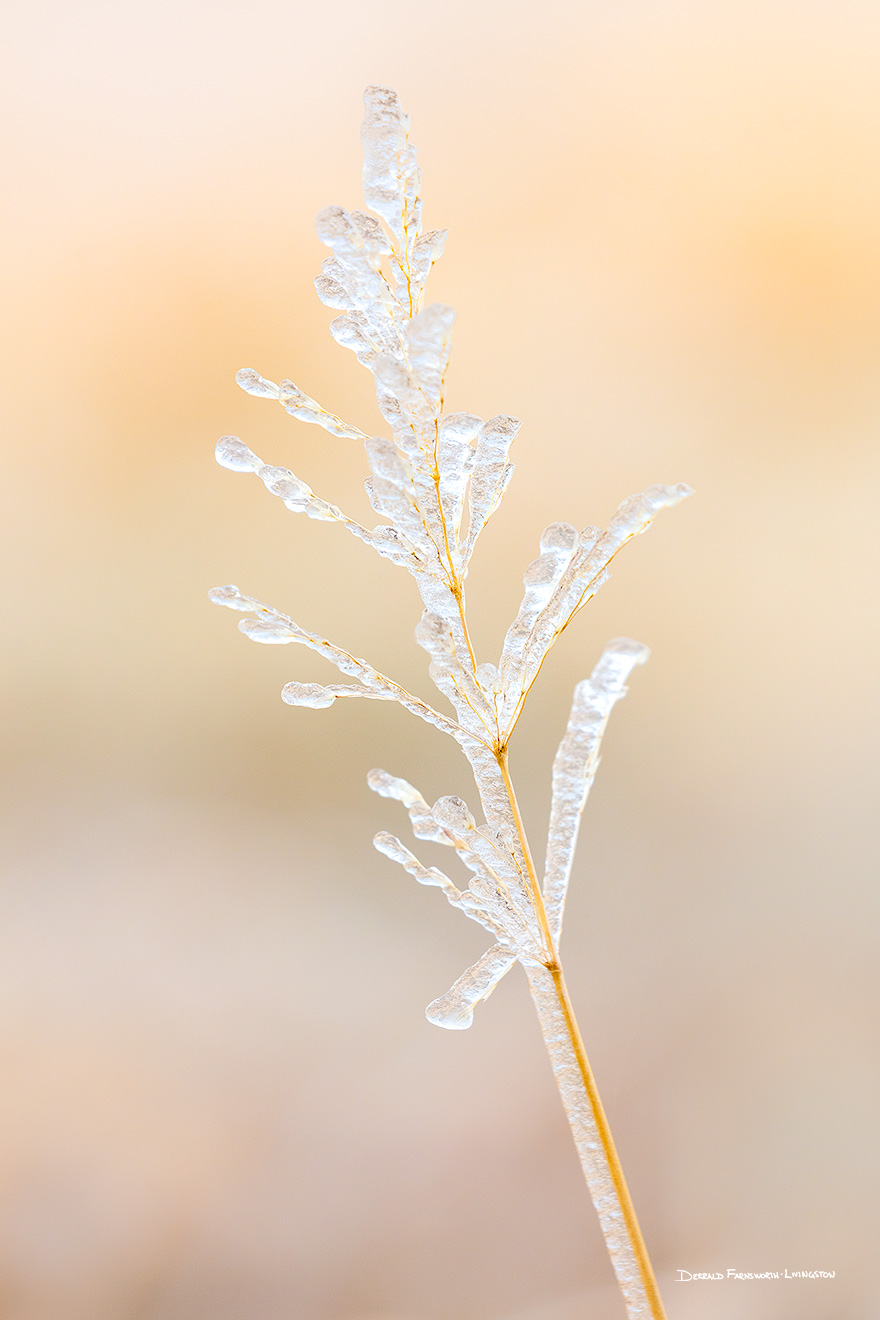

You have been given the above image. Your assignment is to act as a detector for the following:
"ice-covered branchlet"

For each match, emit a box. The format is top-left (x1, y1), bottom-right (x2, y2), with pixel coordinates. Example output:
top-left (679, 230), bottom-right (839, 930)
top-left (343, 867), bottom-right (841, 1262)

top-left (212, 86), bottom-right (688, 1320)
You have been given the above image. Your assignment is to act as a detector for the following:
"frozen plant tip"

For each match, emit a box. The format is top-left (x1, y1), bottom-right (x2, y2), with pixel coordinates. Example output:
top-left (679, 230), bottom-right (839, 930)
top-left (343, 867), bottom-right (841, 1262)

top-left (212, 86), bottom-right (691, 1320)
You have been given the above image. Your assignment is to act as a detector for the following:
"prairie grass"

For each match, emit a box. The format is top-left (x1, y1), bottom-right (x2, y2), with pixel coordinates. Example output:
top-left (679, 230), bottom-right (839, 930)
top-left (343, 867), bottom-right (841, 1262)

top-left (212, 86), bottom-right (690, 1320)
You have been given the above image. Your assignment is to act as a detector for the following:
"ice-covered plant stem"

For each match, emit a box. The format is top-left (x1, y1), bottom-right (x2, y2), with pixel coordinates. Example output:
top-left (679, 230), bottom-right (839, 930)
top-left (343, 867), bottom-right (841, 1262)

top-left (212, 87), bottom-right (690, 1320)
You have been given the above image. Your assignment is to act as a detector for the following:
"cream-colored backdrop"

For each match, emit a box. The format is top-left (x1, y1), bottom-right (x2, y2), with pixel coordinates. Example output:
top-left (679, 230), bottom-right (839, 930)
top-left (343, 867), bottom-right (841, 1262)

top-left (1, 1), bottom-right (878, 1317)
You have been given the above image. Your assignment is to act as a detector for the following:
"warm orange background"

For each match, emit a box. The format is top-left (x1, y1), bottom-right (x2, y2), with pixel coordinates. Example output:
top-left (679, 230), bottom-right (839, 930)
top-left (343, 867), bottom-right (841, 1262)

top-left (1, 2), bottom-right (878, 1317)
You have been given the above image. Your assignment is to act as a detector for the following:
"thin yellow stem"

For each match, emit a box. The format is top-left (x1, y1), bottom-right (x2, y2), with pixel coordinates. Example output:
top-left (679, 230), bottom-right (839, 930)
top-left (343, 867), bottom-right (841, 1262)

top-left (495, 746), bottom-right (558, 966)
top-left (495, 745), bottom-right (667, 1320)
top-left (451, 580), bottom-right (478, 673)
top-left (547, 965), bottom-right (668, 1320)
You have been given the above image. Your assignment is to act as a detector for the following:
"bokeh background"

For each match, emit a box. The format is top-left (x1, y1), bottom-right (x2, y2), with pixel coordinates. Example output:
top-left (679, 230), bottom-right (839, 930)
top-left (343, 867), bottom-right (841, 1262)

top-left (1, 1), bottom-right (879, 1317)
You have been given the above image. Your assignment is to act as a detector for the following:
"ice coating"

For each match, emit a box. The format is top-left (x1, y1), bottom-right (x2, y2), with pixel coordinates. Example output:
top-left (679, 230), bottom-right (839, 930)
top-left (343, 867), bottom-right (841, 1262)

top-left (209, 584), bottom-right (261, 612)
top-left (281, 682), bottom-right (396, 708)
top-left (524, 962), bottom-right (657, 1318)
top-left (236, 367), bottom-right (369, 441)
top-left (369, 768), bottom-right (545, 966)
top-left (216, 90), bottom-right (690, 753)
top-left (215, 436), bottom-right (261, 472)
top-left (499, 521), bottom-right (579, 697)
top-left (315, 207), bottom-right (393, 318)
top-left (361, 85), bottom-right (422, 279)
top-left (234, 369), bottom-right (280, 399)
top-left (239, 618), bottom-right (300, 644)
top-left (431, 795), bottom-right (476, 833)
top-left (543, 639), bottom-right (650, 947)
top-left (436, 412), bottom-right (481, 543)
top-left (213, 87), bottom-right (689, 1320)
top-left (405, 303), bottom-right (455, 413)
top-left (219, 593), bottom-right (462, 738)
top-left (373, 826), bottom-right (522, 954)
top-left (498, 484), bottom-right (692, 732)
top-left (372, 832), bottom-right (460, 898)
top-left (410, 229), bottom-right (447, 291)
top-left (217, 433), bottom-right (428, 557)
top-left (461, 415), bottom-right (520, 565)
top-left (425, 944), bottom-right (517, 1030)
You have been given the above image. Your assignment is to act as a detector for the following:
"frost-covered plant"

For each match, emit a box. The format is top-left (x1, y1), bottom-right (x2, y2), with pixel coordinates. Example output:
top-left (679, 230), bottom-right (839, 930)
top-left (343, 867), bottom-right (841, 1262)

top-left (212, 87), bottom-right (690, 1320)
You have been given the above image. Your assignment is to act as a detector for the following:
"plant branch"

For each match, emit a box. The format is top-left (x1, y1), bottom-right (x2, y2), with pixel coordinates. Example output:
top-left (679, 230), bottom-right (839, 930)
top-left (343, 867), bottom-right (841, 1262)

top-left (495, 747), bottom-right (667, 1320)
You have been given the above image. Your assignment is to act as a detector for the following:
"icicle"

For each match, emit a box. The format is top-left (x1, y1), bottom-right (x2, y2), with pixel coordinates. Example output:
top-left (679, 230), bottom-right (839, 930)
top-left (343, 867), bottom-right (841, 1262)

top-left (543, 639), bottom-right (650, 946)
top-left (372, 353), bottom-right (427, 423)
top-left (315, 212), bottom-right (399, 337)
top-left (329, 314), bottom-right (377, 367)
top-left (436, 411), bottom-right (481, 550)
top-left (430, 798), bottom-right (538, 938)
top-left (499, 484), bottom-right (692, 732)
top-left (361, 85), bottom-right (422, 257)
top-left (218, 433), bottom-right (425, 561)
top-left (372, 832), bottom-right (514, 947)
top-left (367, 525), bottom-right (425, 570)
top-left (316, 206), bottom-right (390, 280)
top-left (373, 831), bottom-right (461, 897)
top-left (462, 879), bottom-right (540, 958)
top-left (208, 584), bottom-right (260, 612)
top-left (431, 795), bottom-right (476, 833)
top-left (425, 944), bottom-right (518, 1030)
top-left (350, 209), bottom-right (392, 255)
top-left (314, 270), bottom-right (351, 310)
top-left (366, 769), bottom-right (463, 847)
top-left (362, 436), bottom-right (431, 554)
top-left (366, 768), bottom-right (428, 810)
top-left (215, 436), bottom-right (262, 472)
top-left (412, 606), bottom-right (493, 743)
top-left (278, 379), bottom-right (370, 442)
top-left (234, 369), bottom-right (281, 399)
top-left (257, 463), bottom-right (312, 505)
top-left (257, 462), bottom-right (358, 525)
top-left (368, 773), bottom-right (540, 957)
top-left (414, 610), bottom-right (465, 714)
top-left (410, 229), bottom-right (447, 297)
top-left (211, 589), bottom-right (464, 737)
top-left (499, 522), bottom-right (579, 696)
top-left (235, 368), bottom-right (369, 442)
top-left (239, 618), bottom-right (301, 644)
top-left (405, 303), bottom-right (455, 411)
top-left (281, 682), bottom-right (396, 708)
top-left (460, 739), bottom-right (523, 835)
top-left (461, 415), bottom-right (520, 563)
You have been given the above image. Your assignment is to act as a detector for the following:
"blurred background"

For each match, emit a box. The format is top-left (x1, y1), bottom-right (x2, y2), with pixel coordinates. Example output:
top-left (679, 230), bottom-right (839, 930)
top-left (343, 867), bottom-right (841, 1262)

top-left (1, 0), bottom-right (878, 1317)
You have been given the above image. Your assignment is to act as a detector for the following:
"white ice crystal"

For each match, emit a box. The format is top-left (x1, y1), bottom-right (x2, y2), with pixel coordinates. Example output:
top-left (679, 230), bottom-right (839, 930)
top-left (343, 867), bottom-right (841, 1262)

top-left (211, 85), bottom-right (692, 1027)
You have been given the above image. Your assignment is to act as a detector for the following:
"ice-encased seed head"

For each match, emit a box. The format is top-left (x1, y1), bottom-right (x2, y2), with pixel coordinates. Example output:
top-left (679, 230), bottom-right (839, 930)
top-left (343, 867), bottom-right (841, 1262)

top-left (215, 436), bottom-right (261, 472)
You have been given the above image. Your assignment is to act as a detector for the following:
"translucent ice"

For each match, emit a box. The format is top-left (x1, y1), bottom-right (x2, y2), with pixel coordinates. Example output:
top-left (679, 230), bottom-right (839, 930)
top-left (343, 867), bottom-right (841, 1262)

top-left (235, 367), bottom-right (370, 442)
top-left (235, 369), bottom-right (281, 399)
top-left (542, 639), bottom-right (650, 945)
top-left (498, 485), bottom-right (692, 732)
top-left (281, 681), bottom-right (396, 708)
top-left (405, 303), bottom-right (455, 411)
top-left (211, 87), bottom-right (691, 1320)
top-left (239, 618), bottom-right (300, 644)
top-left (410, 229), bottom-right (447, 293)
top-left (462, 415), bottom-right (520, 564)
top-left (361, 85), bottom-right (422, 254)
top-left (372, 831), bottom-right (460, 897)
top-left (208, 584), bottom-right (259, 611)
top-left (425, 944), bottom-right (517, 1030)
top-left (215, 436), bottom-right (261, 472)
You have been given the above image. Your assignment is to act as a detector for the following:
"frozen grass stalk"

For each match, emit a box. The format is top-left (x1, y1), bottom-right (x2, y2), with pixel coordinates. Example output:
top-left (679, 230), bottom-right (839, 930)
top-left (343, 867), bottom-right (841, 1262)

top-left (211, 87), bottom-right (691, 1320)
